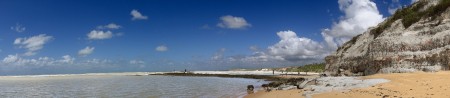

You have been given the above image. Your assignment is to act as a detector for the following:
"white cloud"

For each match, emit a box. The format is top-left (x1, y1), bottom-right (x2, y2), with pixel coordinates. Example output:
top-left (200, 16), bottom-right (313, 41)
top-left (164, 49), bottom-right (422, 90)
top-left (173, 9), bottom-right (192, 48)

top-left (59, 55), bottom-right (75, 64)
top-left (2, 54), bottom-right (20, 64)
top-left (14, 34), bottom-right (53, 56)
top-left (97, 23), bottom-right (121, 29)
top-left (78, 46), bottom-right (95, 57)
top-left (236, 0), bottom-right (384, 63)
top-left (84, 59), bottom-right (111, 64)
top-left (217, 15), bottom-right (251, 29)
top-left (240, 51), bottom-right (284, 62)
top-left (131, 9), bottom-right (148, 20)
top-left (2, 54), bottom-right (53, 66)
top-left (321, 0), bottom-right (384, 50)
top-left (87, 30), bottom-right (113, 40)
top-left (2, 54), bottom-right (75, 66)
top-left (155, 45), bottom-right (168, 52)
top-left (10, 23), bottom-right (26, 33)
top-left (267, 31), bottom-right (328, 61)
top-left (239, 31), bottom-right (327, 62)
top-left (130, 60), bottom-right (145, 64)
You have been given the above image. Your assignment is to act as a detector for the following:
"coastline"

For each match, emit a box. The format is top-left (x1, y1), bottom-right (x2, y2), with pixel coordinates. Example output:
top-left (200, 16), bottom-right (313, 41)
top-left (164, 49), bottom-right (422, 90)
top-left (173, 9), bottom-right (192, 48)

top-left (245, 89), bottom-right (304, 98)
top-left (245, 71), bottom-right (450, 98)
top-left (155, 71), bottom-right (319, 98)
top-left (6, 70), bottom-right (450, 98)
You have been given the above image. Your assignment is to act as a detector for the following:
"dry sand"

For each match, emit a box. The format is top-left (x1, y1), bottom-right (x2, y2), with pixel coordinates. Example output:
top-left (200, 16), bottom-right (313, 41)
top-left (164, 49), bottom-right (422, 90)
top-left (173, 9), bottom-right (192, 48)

top-left (245, 71), bottom-right (450, 98)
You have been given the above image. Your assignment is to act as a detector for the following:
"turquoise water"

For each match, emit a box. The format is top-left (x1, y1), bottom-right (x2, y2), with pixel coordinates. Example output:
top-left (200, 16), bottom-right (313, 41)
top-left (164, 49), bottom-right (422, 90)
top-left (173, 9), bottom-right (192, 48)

top-left (0, 75), bottom-right (267, 98)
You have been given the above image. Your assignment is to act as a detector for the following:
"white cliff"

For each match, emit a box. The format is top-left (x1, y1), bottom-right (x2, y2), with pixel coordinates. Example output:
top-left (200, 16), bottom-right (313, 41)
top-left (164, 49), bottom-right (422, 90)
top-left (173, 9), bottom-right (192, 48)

top-left (325, 0), bottom-right (450, 76)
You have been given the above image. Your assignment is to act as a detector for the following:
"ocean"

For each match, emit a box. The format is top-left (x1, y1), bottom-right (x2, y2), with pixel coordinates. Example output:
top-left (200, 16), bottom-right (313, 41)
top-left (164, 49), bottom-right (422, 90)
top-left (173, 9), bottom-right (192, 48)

top-left (0, 74), bottom-right (268, 98)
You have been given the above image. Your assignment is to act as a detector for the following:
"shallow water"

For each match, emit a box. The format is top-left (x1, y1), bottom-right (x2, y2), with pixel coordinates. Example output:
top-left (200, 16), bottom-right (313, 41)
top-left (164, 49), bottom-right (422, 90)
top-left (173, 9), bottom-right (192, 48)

top-left (0, 75), bottom-right (267, 98)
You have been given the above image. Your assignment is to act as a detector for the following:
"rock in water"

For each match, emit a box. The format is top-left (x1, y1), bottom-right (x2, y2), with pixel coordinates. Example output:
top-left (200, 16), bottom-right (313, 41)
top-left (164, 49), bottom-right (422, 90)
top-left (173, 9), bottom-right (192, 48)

top-left (247, 85), bottom-right (254, 94)
top-left (247, 85), bottom-right (254, 91)
top-left (325, 0), bottom-right (450, 76)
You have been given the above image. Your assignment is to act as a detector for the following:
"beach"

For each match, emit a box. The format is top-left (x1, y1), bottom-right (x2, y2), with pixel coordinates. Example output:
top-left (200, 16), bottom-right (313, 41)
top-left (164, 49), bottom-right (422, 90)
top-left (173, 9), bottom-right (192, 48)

top-left (245, 89), bottom-right (304, 98)
top-left (245, 71), bottom-right (450, 98)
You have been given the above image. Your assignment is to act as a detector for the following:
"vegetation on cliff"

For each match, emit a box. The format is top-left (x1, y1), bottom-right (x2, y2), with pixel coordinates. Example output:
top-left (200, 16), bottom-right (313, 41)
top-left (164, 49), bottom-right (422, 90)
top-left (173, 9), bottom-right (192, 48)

top-left (371, 0), bottom-right (450, 38)
top-left (286, 63), bottom-right (325, 73)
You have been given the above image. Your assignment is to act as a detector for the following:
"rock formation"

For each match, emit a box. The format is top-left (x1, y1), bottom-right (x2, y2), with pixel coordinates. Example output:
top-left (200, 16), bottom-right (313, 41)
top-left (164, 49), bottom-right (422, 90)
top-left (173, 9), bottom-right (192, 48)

top-left (325, 0), bottom-right (450, 76)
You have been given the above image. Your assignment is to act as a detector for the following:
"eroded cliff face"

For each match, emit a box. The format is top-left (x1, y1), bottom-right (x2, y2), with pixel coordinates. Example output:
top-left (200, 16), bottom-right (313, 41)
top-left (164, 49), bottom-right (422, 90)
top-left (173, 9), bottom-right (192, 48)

top-left (325, 0), bottom-right (450, 76)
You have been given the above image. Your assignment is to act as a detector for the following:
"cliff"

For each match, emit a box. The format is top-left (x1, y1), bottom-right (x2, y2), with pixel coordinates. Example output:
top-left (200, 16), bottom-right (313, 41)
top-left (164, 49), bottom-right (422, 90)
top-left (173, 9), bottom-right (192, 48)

top-left (325, 0), bottom-right (450, 76)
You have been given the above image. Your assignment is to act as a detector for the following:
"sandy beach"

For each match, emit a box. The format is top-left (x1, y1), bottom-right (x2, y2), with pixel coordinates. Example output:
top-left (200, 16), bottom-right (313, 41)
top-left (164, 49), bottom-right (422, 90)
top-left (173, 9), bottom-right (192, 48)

top-left (246, 71), bottom-right (450, 98)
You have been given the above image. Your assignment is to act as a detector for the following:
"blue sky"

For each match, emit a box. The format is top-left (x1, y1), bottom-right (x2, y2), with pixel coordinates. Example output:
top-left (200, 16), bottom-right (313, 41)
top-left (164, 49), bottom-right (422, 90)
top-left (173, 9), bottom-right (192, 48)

top-left (0, 0), bottom-right (415, 75)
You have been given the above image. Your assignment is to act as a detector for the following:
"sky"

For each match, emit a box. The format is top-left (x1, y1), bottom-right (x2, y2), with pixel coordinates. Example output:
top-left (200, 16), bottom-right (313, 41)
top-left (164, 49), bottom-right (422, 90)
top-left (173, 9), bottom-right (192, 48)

top-left (0, 0), bottom-right (416, 75)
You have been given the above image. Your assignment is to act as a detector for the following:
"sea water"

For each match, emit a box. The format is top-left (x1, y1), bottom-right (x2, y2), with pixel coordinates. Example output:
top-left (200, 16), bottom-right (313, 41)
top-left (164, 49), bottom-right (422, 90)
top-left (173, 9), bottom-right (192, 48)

top-left (0, 74), bottom-right (267, 98)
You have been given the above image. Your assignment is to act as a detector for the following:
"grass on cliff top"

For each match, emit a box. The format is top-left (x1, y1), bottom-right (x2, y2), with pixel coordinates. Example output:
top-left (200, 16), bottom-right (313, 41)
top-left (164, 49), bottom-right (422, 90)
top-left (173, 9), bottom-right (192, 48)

top-left (286, 63), bottom-right (325, 73)
top-left (371, 0), bottom-right (450, 38)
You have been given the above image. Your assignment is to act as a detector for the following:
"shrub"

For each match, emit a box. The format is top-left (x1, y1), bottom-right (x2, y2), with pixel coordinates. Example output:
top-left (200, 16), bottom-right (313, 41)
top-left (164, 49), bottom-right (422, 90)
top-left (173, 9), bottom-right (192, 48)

top-left (370, 0), bottom-right (450, 38)
top-left (296, 63), bottom-right (325, 73)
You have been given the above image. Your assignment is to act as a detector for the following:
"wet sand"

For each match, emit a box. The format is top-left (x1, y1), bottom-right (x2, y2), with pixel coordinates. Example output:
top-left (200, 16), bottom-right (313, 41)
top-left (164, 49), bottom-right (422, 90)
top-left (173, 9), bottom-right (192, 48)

top-left (244, 89), bottom-right (304, 98)
top-left (246, 71), bottom-right (450, 98)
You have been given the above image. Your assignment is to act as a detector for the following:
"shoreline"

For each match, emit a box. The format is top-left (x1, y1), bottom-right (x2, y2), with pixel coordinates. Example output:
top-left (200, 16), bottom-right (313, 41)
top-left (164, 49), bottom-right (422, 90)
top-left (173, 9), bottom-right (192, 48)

top-left (151, 72), bottom-right (318, 81)
top-left (245, 89), bottom-right (304, 98)
top-left (155, 72), bottom-right (321, 98)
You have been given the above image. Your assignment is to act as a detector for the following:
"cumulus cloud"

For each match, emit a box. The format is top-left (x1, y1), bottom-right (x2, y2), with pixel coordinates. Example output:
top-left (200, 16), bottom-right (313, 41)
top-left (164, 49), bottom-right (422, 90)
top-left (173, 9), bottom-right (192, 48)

top-left (2, 54), bottom-right (53, 66)
top-left (97, 23), bottom-right (121, 29)
top-left (217, 15), bottom-right (251, 29)
top-left (14, 34), bottom-right (53, 56)
top-left (0, 54), bottom-right (138, 75)
top-left (321, 0), bottom-right (384, 50)
top-left (60, 55), bottom-right (75, 64)
top-left (87, 30), bottom-right (113, 40)
top-left (234, 31), bottom-right (327, 62)
top-left (86, 59), bottom-right (116, 65)
top-left (155, 45), bottom-right (168, 52)
top-left (131, 9), bottom-right (148, 20)
top-left (2, 54), bottom-right (20, 64)
top-left (11, 23), bottom-right (26, 33)
top-left (234, 0), bottom-right (384, 63)
top-left (2, 54), bottom-right (75, 66)
top-left (267, 31), bottom-right (328, 61)
top-left (78, 46), bottom-right (94, 57)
